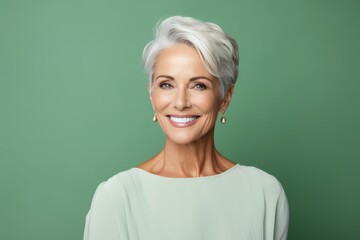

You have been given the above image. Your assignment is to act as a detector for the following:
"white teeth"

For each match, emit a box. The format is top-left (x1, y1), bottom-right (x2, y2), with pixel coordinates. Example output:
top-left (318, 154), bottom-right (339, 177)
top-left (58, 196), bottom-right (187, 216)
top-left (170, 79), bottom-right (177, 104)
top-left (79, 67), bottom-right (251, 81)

top-left (170, 116), bottom-right (197, 123)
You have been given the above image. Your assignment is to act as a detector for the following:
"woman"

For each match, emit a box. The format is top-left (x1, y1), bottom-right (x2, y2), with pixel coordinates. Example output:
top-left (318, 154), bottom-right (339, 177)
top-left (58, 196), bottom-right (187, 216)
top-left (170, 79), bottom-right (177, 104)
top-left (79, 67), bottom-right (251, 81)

top-left (84, 16), bottom-right (289, 240)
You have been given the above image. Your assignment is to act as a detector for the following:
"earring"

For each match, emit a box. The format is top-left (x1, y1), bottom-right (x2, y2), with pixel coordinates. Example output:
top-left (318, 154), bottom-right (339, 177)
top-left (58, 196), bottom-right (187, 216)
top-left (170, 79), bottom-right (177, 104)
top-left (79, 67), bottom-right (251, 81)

top-left (153, 114), bottom-right (157, 122)
top-left (220, 113), bottom-right (226, 124)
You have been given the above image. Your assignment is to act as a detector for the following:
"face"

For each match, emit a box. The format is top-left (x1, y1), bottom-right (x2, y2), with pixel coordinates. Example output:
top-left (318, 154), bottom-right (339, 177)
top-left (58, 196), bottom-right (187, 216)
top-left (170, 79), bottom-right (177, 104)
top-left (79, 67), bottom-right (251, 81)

top-left (150, 43), bottom-right (233, 145)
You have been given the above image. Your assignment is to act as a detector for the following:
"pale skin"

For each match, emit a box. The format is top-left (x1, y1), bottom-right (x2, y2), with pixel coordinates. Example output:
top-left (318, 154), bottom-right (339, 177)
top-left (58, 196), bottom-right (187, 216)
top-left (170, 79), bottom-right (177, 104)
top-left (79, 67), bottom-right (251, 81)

top-left (137, 43), bottom-right (236, 178)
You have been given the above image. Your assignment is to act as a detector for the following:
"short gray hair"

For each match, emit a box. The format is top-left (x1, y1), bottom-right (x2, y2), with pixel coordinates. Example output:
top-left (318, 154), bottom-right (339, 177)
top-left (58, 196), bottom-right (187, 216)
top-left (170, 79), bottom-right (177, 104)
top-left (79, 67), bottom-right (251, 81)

top-left (142, 16), bottom-right (239, 98)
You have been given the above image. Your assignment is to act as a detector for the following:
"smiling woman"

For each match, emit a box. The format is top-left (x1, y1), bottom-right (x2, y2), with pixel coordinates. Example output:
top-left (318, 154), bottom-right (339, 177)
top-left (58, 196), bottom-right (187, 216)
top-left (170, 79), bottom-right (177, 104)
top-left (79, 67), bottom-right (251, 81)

top-left (83, 16), bottom-right (289, 240)
top-left (150, 43), bottom-right (226, 146)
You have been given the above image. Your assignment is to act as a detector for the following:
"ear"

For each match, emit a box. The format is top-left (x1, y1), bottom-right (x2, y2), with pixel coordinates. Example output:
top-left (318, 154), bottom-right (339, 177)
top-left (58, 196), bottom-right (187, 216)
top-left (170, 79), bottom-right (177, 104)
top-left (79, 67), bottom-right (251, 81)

top-left (147, 83), bottom-right (155, 110)
top-left (220, 85), bottom-right (235, 113)
top-left (147, 83), bottom-right (151, 95)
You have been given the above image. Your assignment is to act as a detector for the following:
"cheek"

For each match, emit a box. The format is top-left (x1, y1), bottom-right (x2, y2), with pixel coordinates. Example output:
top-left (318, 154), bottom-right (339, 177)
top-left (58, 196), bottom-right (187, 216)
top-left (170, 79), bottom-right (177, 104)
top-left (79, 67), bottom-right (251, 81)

top-left (193, 94), bottom-right (221, 113)
top-left (151, 92), bottom-right (171, 111)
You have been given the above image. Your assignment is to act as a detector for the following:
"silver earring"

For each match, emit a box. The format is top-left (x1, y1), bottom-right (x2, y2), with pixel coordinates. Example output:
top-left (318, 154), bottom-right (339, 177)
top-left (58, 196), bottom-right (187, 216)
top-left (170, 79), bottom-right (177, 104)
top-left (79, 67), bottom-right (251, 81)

top-left (220, 113), bottom-right (226, 124)
top-left (153, 114), bottom-right (157, 122)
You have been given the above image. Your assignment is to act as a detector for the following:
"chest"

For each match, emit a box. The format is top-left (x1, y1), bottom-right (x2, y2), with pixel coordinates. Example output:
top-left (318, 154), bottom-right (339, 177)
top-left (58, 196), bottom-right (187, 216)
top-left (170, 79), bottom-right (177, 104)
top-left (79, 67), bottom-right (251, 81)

top-left (124, 183), bottom-right (266, 240)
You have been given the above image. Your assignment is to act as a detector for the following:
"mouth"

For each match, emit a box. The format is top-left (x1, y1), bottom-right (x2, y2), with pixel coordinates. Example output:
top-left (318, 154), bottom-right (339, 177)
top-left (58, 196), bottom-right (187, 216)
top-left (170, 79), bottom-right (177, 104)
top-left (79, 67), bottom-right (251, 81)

top-left (166, 115), bottom-right (200, 127)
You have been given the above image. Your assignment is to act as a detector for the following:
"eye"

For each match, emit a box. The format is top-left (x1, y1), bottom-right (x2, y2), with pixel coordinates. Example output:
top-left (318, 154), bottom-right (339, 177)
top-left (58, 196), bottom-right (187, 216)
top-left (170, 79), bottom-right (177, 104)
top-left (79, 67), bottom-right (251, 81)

top-left (193, 83), bottom-right (207, 90)
top-left (159, 82), bottom-right (173, 89)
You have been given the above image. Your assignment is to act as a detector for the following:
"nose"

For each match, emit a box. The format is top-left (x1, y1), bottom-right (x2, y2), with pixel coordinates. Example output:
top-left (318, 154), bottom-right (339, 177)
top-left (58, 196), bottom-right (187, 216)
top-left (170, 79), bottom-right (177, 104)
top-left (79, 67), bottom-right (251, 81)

top-left (173, 87), bottom-right (191, 110)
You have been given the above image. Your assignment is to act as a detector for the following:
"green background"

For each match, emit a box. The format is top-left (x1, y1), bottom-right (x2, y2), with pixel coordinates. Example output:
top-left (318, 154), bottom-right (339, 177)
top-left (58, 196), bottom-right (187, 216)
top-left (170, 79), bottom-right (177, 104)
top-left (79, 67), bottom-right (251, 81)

top-left (1, 0), bottom-right (359, 239)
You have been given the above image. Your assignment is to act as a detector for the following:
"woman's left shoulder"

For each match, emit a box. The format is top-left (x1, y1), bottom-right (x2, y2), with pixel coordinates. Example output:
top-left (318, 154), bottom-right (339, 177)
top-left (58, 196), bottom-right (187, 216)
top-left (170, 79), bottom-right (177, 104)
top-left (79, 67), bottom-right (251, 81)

top-left (236, 165), bottom-right (286, 195)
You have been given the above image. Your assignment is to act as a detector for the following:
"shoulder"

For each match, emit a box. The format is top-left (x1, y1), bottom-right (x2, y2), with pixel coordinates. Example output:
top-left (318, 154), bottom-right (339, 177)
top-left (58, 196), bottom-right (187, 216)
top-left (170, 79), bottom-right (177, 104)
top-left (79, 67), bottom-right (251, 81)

top-left (235, 165), bottom-right (285, 196)
top-left (103, 168), bottom-right (134, 188)
top-left (85, 170), bottom-right (134, 239)
top-left (90, 169), bottom-right (136, 206)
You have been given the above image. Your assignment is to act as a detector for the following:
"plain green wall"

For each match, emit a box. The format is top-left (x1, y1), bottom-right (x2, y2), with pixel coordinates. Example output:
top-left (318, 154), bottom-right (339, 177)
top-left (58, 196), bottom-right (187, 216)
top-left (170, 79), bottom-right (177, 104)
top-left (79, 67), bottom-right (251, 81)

top-left (1, 0), bottom-right (359, 239)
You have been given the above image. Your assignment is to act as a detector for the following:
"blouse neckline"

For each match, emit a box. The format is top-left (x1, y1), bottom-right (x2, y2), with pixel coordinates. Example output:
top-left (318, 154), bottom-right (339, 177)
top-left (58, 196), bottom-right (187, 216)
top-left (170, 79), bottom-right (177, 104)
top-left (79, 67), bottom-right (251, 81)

top-left (131, 163), bottom-right (240, 181)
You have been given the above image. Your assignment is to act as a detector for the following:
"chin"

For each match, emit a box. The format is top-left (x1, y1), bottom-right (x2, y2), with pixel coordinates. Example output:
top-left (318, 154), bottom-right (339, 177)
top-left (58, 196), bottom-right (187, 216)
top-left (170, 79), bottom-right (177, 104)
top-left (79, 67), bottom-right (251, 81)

top-left (165, 128), bottom-right (215, 145)
top-left (166, 133), bottom-right (201, 145)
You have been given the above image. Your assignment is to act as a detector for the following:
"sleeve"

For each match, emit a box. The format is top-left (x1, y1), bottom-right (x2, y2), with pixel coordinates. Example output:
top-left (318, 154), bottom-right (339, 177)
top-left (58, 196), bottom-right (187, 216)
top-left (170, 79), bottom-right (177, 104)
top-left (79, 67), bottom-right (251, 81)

top-left (83, 182), bottom-right (129, 240)
top-left (274, 186), bottom-right (289, 240)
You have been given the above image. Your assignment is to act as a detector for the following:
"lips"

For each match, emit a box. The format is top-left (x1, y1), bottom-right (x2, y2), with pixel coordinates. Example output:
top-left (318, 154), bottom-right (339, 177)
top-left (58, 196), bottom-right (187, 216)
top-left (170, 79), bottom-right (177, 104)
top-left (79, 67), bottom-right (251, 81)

top-left (166, 115), bottom-right (200, 127)
top-left (169, 116), bottom-right (197, 123)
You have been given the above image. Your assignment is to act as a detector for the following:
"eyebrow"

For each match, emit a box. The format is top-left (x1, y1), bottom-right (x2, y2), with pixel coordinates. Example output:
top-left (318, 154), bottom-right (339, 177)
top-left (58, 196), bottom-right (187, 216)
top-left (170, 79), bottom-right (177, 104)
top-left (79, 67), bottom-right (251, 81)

top-left (189, 76), bottom-right (213, 82)
top-left (155, 75), bottom-right (174, 80)
top-left (155, 75), bottom-right (213, 82)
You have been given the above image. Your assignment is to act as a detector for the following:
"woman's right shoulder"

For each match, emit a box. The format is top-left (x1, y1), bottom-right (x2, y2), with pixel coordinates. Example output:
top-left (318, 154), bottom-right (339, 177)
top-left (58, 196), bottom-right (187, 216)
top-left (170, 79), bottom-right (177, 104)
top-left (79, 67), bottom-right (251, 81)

top-left (85, 170), bottom-right (134, 239)
top-left (91, 168), bottom-right (137, 202)
top-left (103, 167), bottom-right (137, 187)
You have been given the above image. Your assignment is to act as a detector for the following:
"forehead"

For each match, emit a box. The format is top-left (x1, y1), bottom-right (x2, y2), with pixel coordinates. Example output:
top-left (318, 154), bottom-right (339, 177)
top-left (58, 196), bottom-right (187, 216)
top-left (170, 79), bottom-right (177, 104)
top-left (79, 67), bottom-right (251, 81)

top-left (154, 44), bottom-right (211, 77)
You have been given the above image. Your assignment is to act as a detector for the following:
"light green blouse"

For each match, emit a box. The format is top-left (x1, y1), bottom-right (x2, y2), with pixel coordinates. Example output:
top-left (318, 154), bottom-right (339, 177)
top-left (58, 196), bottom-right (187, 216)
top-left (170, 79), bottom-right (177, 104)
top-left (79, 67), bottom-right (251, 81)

top-left (84, 164), bottom-right (289, 240)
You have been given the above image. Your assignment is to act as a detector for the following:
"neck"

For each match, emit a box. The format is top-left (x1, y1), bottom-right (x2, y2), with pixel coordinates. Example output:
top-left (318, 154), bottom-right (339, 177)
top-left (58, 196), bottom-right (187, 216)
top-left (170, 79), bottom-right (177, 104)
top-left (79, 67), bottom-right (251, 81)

top-left (157, 129), bottom-right (228, 177)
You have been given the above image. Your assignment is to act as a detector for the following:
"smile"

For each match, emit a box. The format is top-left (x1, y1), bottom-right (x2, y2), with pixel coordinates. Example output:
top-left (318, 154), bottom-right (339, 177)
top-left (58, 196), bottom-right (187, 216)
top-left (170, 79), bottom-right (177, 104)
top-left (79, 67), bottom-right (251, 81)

top-left (170, 116), bottom-right (198, 123)
top-left (167, 115), bottom-right (200, 127)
